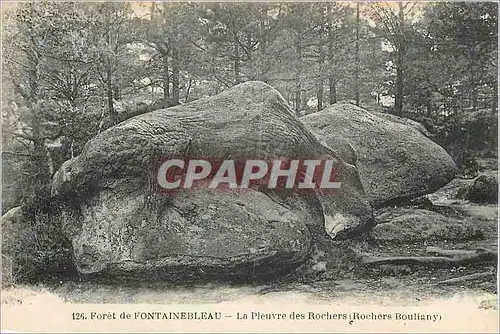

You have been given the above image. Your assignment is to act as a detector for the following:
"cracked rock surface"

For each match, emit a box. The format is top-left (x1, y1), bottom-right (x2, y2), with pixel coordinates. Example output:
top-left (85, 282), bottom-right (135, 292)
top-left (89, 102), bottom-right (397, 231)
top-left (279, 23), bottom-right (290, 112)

top-left (302, 103), bottom-right (457, 208)
top-left (51, 81), bottom-right (373, 281)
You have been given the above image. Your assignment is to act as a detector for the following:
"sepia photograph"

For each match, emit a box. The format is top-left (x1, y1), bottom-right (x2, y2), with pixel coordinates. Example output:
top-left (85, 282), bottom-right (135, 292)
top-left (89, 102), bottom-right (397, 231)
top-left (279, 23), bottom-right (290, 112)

top-left (1, 1), bottom-right (498, 332)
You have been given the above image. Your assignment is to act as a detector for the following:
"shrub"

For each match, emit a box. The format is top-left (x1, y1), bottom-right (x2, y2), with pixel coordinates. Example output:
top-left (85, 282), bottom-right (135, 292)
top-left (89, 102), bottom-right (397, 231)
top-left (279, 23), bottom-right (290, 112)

top-left (2, 207), bottom-right (73, 284)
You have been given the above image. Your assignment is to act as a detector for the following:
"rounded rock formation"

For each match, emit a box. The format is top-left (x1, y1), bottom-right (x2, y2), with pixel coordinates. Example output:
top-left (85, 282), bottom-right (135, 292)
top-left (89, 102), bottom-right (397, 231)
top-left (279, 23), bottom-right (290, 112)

top-left (302, 103), bottom-right (457, 208)
top-left (51, 82), bottom-right (374, 281)
top-left (467, 174), bottom-right (498, 204)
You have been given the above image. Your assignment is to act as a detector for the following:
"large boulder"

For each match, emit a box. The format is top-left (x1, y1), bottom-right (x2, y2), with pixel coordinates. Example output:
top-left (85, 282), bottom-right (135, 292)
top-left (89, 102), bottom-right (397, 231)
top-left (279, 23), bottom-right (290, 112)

top-left (51, 81), bottom-right (373, 281)
top-left (302, 104), bottom-right (457, 208)
top-left (61, 188), bottom-right (311, 281)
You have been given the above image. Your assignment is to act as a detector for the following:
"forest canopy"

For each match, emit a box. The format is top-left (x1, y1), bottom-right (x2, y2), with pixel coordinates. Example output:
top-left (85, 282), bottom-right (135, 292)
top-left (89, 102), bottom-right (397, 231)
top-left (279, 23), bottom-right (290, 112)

top-left (1, 1), bottom-right (498, 213)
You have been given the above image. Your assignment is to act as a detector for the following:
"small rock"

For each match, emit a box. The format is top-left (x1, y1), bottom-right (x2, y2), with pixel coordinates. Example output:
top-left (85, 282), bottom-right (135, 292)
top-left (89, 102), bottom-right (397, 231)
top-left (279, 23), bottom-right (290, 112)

top-left (467, 174), bottom-right (498, 204)
top-left (479, 299), bottom-right (498, 310)
top-left (371, 208), bottom-right (484, 242)
top-left (311, 261), bottom-right (327, 272)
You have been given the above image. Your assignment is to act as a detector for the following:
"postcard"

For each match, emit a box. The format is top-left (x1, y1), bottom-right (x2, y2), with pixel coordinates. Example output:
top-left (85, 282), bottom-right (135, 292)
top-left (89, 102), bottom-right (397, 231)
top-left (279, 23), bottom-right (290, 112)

top-left (1, 1), bottom-right (498, 333)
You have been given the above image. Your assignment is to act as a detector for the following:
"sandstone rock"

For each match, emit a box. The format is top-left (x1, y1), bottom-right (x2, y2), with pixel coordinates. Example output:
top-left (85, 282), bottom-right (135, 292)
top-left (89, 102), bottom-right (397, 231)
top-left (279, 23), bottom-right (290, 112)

top-left (423, 177), bottom-right (473, 203)
top-left (1, 207), bottom-right (24, 285)
top-left (302, 103), bottom-right (457, 208)
top-left (58, 188), bottom-right (311, 281)
top-left (376, 112), bottom-right (431, 137)
top-left (2, 153), bottom-right (27, 211)
top-left (1, 207), bottom-right (34, 282)
top-left (476, 157), bottom-right (498, 172)
top-left (467, 174), bottom-right (498, 204)
top-left (51, 81), bottom-right (373, 281)
top-left (371, 208), bottom-right (483, 243)
top-left (2, 207), bottom-right (28, 255)
top-left (455, 181), bottom-right (474, 200)
top-left (2, 206), bottom-right (72, 282)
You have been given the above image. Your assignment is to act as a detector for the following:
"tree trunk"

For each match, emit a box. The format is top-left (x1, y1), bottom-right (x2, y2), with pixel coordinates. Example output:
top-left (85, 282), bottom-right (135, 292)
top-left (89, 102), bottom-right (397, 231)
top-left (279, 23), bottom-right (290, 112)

top-left (394, 2), bottom-right (405, 116)
top-left (163, 52), bottom-right (170, 107)
top-left (466, 38), bottom-right (477, 112)
top-left (354, 3), bottom-right (360, 106)
top-left (329, 77), bottom-right (337, 104)
top-left (172, 48), bottom-right (180, 106)
top-left (259, 12), bottom-right (269, 83)
top-left (426, 88), bottom-right (432, 118)
top-left (162, 3), bottom-right (173, 106)
top-left (27, 50), bottom-right (51, 210)
top-left (295, 36), bottom-right (302, 116)
top-left (424, 41), bottom-right (432, 119)
top-left (106, 65), bottom-right (118, 124)
top-left (317, 6), bottom-right (325, 112)
top-left (470, 74), bottom-right (477, 114)
top-left (395, 56), bottom-right (404, 115)
top-left (490, 91), bottom-right (497, 151)
top-left (233, 34), bottom-right (241, 85)
top-left (295, 79), bottom-right (301, 116)
top-left (327, 3), bottom-right (336, 105)
top-left (317, 79), bottom-right (324, 112)
top-left (185, 78), bottom-right (193, 103)
top-left (113, 85), bottom-right (121, 101)
top-left (3, 102), bottom-right (13, 146)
